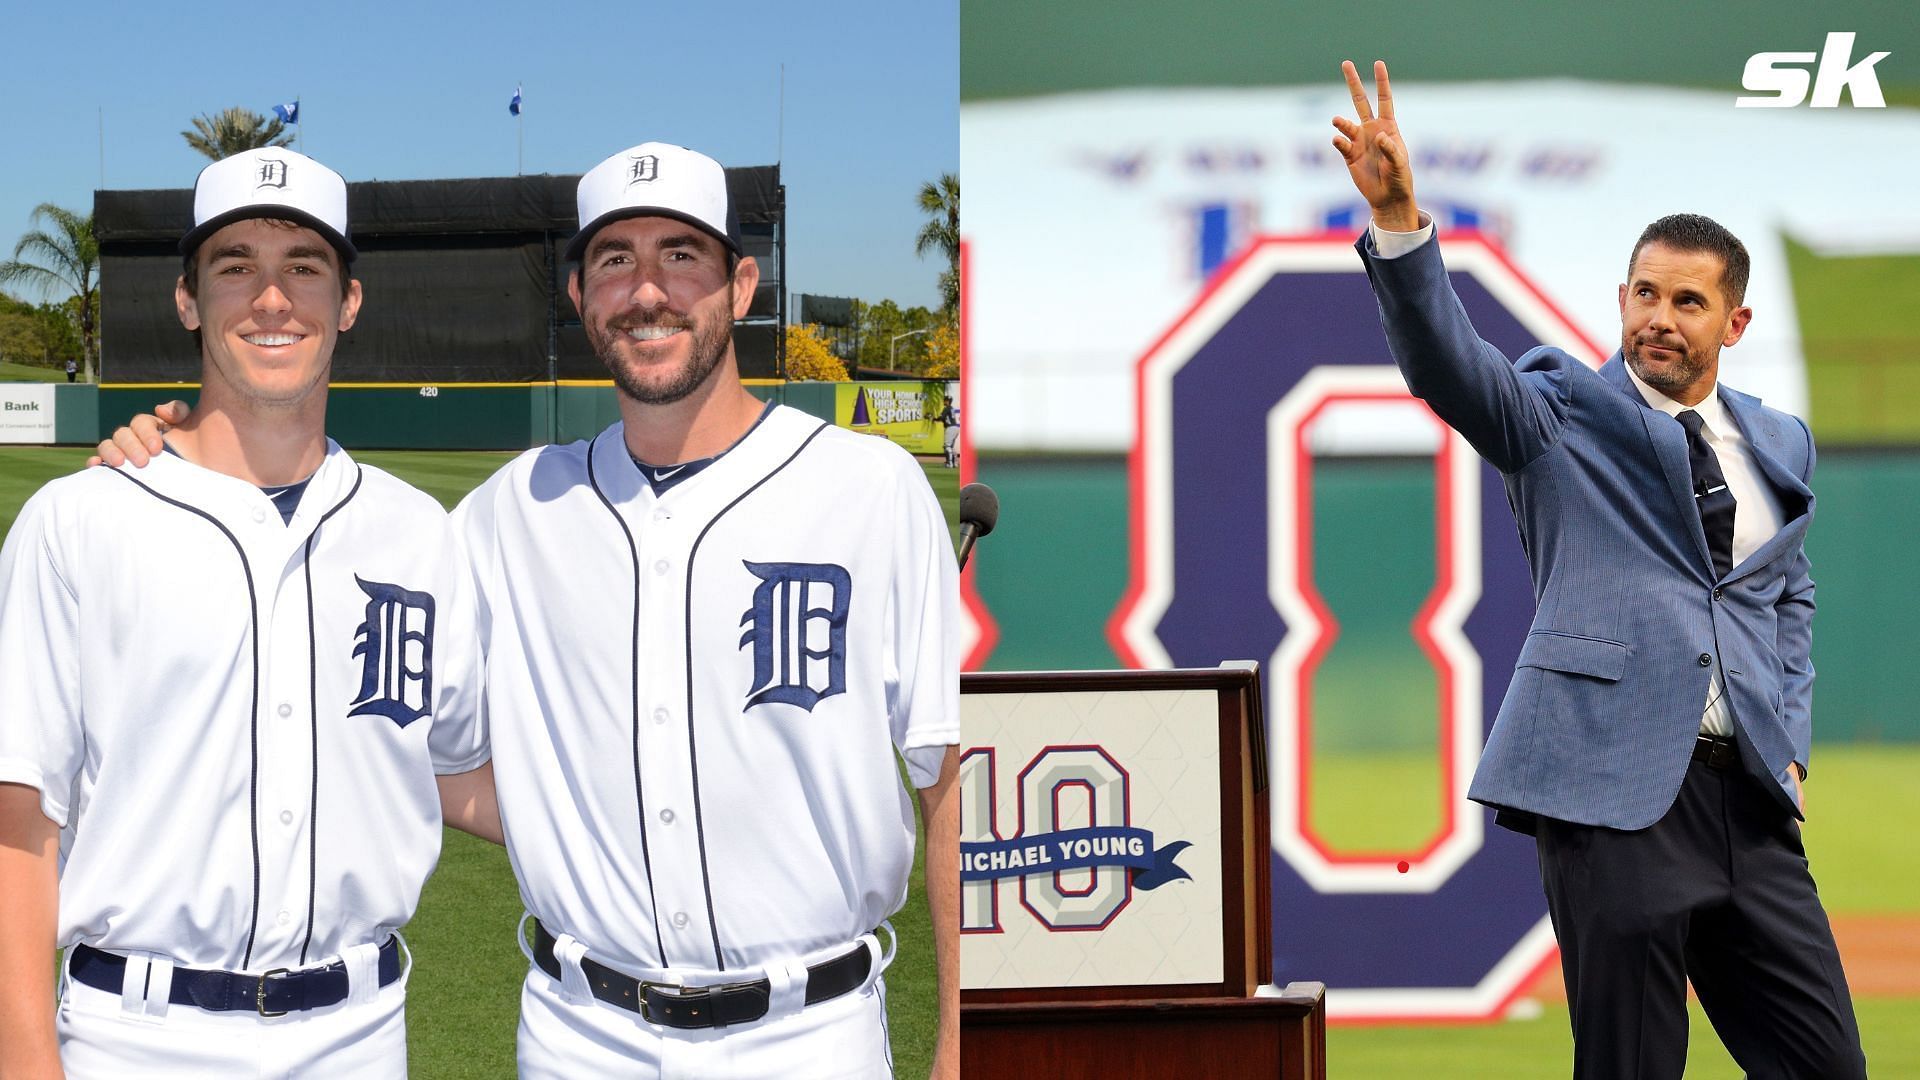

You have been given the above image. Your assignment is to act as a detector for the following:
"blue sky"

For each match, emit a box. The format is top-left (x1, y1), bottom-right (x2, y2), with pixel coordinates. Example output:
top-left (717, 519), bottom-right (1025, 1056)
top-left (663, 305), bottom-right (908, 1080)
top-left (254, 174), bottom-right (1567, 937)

top-left (0, 0), bottom-right (957, 310)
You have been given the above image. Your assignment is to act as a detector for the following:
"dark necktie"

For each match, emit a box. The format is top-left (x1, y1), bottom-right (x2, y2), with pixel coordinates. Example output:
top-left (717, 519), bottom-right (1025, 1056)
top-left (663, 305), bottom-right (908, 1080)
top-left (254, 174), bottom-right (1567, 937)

top-left (1678, 409), bottom-right (1737, 580)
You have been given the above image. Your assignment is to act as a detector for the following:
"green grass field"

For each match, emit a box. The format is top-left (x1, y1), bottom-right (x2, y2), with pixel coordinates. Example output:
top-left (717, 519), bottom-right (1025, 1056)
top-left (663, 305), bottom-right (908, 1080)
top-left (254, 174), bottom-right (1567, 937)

top-left (0, 446), bottom-right (959, 1079)
top-left (0, 360), bottom-right (67, 382)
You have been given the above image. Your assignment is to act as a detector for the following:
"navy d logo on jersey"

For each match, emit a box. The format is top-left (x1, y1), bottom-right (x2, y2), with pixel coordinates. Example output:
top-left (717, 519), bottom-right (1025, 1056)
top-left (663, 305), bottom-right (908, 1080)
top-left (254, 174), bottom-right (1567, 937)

top-left (738, 561), bottom-right (850, 712)
top-left (348, 576), bottom-right (436, 728)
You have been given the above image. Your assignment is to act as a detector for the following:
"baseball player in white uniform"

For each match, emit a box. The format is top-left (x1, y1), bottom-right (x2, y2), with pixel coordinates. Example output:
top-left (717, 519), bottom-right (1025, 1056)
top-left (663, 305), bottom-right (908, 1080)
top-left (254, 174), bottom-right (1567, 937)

top-left (92, 142), bottom-right (961, 1079)
top-left (0, 148), bottom-right (495, 1078)
top-left (454, 142), bottom-right (961, 1079)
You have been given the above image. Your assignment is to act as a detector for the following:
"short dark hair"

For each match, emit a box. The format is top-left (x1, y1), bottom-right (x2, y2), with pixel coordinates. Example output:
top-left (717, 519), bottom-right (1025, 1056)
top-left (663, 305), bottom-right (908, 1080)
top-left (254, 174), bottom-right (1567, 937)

top-left (1627, 213), bottom-right (1750, 307)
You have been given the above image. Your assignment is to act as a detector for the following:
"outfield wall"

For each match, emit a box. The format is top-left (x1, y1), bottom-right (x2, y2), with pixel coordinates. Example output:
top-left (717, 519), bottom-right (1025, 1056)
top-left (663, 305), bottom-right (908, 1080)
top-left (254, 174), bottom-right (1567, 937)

top-left (83, 382), bottom-right (823, 450)
top-left (970, 452), bottom-right (1920, 744)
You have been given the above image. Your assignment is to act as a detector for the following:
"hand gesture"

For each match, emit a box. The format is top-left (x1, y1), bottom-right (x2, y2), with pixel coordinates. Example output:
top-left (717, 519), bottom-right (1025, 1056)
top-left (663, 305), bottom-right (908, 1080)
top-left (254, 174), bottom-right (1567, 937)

top-left (87, 400), bottom-right (190, 468)
top-left (1332, 60), bottom-right (1420, 232)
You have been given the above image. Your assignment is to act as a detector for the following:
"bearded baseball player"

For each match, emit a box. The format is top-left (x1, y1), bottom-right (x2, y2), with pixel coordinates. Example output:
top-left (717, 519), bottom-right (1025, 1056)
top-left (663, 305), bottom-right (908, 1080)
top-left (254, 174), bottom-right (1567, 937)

top-left (0, 148), bottom-right (497, 1078)
top-left (456, 142), bottom-right (960, 1079)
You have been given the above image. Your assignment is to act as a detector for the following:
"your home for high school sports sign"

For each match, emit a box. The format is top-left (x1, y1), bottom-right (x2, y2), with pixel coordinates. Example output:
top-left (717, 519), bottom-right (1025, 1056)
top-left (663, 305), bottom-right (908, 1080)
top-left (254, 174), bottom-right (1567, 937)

top-left (1110, 233), bottom-right (1603, 1020)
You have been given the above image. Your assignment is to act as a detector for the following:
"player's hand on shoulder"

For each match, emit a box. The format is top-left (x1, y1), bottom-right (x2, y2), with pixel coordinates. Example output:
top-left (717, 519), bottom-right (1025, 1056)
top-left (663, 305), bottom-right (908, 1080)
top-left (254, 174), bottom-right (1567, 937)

top-left (1331, 59), bottom-right (1420, 231)
top-left (90, 400), bottom-right (189, 469)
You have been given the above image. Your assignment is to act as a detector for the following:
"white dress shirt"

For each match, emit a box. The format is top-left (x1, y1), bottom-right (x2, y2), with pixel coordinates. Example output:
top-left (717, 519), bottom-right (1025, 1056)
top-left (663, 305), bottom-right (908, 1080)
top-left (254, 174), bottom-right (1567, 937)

top-left (1369, 217), bottom-right (1787, 737)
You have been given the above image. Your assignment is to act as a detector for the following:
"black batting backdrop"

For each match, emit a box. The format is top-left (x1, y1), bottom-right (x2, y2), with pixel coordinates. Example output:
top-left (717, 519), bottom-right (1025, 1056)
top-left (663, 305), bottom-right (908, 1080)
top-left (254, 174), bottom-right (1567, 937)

top-left (94, 167), bottom-right (783, 382)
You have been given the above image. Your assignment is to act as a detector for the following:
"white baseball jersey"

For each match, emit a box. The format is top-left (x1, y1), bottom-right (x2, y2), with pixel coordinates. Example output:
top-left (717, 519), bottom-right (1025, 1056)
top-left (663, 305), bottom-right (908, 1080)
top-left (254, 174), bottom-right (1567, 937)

top-left (0, 445), bottom-right (486, 975)
top-left (455, 404), bottom-right (958, 977)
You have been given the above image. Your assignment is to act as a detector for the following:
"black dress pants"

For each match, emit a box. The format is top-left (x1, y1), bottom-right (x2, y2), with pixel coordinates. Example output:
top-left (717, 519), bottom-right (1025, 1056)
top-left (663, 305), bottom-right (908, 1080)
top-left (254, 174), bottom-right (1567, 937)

top-left (1535, 757), bottom-right (1867, 1079)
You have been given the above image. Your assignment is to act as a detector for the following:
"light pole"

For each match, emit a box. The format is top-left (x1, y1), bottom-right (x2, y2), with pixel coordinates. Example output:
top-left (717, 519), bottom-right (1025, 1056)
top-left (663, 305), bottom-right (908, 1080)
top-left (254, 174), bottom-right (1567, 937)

top-left (890, 327), bottom-right (932, 369)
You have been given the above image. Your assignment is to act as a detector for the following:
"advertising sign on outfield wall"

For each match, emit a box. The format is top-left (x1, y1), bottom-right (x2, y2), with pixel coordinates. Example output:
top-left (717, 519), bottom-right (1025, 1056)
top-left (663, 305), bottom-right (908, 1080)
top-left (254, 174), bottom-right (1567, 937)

top-left (835, 381), bottom-right (949, 454)
top-left (0, 385), bottom-right (56, 444)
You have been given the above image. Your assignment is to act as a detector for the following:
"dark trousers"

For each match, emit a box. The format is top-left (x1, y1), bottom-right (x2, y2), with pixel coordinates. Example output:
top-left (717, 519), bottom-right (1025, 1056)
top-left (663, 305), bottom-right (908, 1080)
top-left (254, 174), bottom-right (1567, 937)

top-left (1536, 757), bottom-right (1866, 1079)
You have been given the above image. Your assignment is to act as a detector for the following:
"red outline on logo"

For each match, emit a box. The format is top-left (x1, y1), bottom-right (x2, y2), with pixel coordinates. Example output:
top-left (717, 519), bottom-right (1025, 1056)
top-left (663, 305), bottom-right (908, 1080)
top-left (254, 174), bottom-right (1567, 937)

top-left (1110, 230), bottom-right (1602, 667)
top-left (1015, 745), bottom-right (1133, 933)
top-left (1049, 779), bottom-right (1100, 897)
top-left (1283, 392), bottom-right (1459, 866)
top-left (957, 240), bottom-right (999, 671)
top-left (959, 746), bottom-right (1006, 935)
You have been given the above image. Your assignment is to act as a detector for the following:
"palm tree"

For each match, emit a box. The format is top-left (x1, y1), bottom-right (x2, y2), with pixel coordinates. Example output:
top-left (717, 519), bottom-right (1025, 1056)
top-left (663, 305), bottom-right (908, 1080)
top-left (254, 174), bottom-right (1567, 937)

top-left (182, 107), bottom-right (294, 161)
top-left (0, 204), bottom-right (99, 379)
top-left (915, 173), bottom-right (960, 317)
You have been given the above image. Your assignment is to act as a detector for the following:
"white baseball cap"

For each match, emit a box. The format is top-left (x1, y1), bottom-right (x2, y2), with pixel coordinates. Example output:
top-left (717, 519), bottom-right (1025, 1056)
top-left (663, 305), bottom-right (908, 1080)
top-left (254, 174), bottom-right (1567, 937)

top-left (567, 142), bottom-right (741, 262)
top-left (179, 147), bottom-right (356, 263)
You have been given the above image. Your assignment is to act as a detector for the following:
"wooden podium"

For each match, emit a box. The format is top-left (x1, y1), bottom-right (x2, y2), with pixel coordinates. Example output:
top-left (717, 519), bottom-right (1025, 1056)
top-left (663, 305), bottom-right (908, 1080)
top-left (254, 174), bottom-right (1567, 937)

top-left (959, 666), bottom-right (1325, 1079)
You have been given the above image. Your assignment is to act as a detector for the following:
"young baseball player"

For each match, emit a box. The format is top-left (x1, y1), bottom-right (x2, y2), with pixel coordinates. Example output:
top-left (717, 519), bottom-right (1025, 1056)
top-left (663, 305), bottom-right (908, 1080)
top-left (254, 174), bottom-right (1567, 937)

top-left (93, 142), bottom-right (960, 1079)
top-left (0, 148), bottom-right (496, 1078)
top-left (456, 141), bottom-right (960, 1080)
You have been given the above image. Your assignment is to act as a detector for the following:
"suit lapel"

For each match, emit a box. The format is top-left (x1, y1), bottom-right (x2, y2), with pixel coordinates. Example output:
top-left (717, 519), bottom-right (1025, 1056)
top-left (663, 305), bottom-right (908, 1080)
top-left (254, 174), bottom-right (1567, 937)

top-left (1718, 387), bottom-right (1815, 584)
top-left (1602, 357), bottom-right (1715, 575)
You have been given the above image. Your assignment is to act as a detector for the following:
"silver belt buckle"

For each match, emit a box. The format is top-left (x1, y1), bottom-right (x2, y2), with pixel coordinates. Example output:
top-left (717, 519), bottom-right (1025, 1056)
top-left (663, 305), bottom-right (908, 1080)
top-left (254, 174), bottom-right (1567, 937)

top-left (255, 967), bottom-right (291, 1017)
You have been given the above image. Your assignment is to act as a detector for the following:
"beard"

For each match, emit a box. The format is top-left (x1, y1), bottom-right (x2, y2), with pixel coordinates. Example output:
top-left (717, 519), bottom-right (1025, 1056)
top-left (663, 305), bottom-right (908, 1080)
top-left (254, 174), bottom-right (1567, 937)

top-left (1622, 333), bottom-right (1710, 396)
top-left (587, 305), bottom-right (734, 406)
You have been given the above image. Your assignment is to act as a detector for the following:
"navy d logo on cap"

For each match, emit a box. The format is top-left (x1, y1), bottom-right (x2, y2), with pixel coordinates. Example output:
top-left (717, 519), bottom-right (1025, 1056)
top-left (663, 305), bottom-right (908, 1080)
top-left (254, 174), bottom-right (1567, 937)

top-left (180, 146), bottom-right (355, 264)
top-left (567, 141), bottom-right (741, 262)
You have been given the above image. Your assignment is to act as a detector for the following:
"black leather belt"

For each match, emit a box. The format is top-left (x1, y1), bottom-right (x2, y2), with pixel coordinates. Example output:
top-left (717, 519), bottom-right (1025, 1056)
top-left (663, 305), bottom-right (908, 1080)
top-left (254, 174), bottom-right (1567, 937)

top-left (68, 936), bottom-right (402, 1017)
top-left (530, 920), bottom-right (871, 1029)
top-left (1693, 734), bottom-right (1740, 770)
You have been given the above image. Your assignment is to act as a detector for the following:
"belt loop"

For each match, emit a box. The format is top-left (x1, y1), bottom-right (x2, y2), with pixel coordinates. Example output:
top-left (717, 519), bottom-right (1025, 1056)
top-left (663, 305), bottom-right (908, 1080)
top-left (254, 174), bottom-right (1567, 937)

top-left (143, 956), bottom-right (174, 1019)
top-left (116, 953), bottom-right (172, 1020)
top-left (516, 912), bottom-right (538, 967)
top-left (342, 941), bottom-right (382, 1006)
top-left (763, 955), bottom-right (810, 1022)
top-left (551, 932), bottom-right (594, 1005)
top-left (871, 921), bottom-right (897, 981)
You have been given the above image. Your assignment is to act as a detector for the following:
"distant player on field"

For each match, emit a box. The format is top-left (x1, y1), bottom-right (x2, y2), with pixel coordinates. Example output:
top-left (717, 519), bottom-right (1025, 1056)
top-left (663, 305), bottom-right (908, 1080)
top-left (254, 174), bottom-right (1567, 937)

top-left (0, 148), bottom-right (499, 1078)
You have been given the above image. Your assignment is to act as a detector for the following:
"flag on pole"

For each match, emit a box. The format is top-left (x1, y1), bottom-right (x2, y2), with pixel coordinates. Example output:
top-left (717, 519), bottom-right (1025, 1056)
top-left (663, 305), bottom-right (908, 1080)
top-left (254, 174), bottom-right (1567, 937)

top-left (509, 85), bottom-right (522, 117)
top-left (272, 100), bottom-right (300, 125)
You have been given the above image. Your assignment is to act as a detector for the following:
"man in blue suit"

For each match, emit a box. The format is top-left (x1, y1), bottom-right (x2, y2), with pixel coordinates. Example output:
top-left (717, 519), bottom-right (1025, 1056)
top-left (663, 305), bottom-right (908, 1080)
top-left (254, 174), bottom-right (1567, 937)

top-left (1333, 61), bottom-right (1865, 1078)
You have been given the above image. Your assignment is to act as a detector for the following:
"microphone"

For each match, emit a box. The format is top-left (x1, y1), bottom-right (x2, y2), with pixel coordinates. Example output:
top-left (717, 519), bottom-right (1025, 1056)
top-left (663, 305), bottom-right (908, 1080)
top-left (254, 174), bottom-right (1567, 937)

top-left (956, 483), bottom-right (999, 572)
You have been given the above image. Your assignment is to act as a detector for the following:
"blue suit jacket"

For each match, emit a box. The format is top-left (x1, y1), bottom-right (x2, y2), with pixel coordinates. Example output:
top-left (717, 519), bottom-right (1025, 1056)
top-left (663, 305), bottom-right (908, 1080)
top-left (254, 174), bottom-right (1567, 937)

top-left (1357, 233), bottom-right (1816, 830)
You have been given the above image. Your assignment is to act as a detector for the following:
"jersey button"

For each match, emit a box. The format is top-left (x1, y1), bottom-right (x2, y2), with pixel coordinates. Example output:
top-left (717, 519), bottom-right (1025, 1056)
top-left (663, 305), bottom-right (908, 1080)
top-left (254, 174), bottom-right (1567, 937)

top-left (277, 702), bottom-right (293, 718)
top-left (653, 559), bottom-right (670, 576)
top-left (652, 707), bottom-right (669, 726)
top-left (252, 507), bottom-right (267, 524)
top-left (671, 912), bottom-right (690, 930)
top-left (659, 809), bottom-right (675, 825)
top-left (280, 810), bottom-right (293, 826)
top-left (277, 910), bottom-right (291, 926)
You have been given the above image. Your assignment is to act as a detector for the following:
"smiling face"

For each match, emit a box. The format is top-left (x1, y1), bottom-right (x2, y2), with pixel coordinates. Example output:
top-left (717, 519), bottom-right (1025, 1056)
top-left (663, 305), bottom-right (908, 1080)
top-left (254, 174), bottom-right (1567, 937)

top-left (568, 215), bottom-right (758, 406)
top-left (176, 218), bottom-right (361, 412)
top-left (1617, 242), bottom-right (1752, 405)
